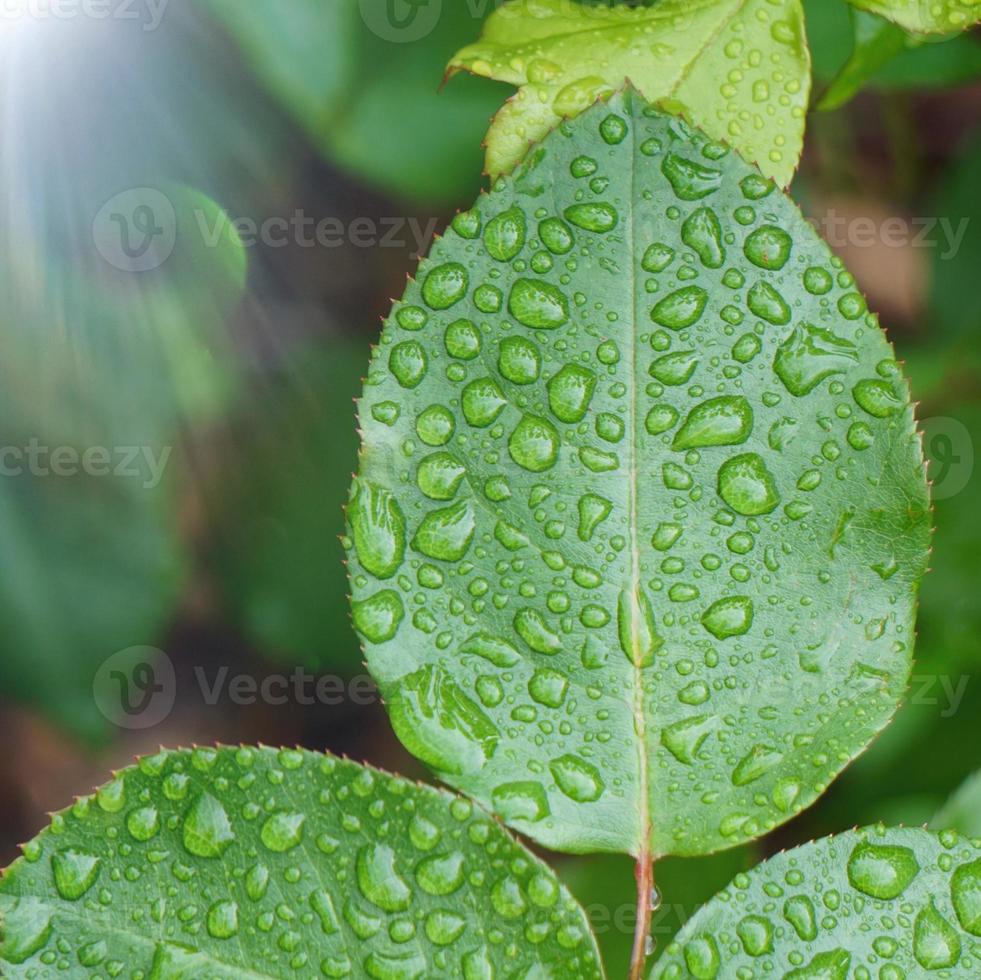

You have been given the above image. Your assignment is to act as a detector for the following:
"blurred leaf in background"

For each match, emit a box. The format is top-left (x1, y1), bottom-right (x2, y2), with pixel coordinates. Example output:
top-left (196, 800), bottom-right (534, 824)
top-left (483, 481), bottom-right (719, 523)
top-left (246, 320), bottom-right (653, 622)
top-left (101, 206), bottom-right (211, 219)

top-left (204, 342), bottom-right (368, 672)
top-left (933, 769), bottom-right (981, 834)
top-left (202, 0), bottom-right (506, 204)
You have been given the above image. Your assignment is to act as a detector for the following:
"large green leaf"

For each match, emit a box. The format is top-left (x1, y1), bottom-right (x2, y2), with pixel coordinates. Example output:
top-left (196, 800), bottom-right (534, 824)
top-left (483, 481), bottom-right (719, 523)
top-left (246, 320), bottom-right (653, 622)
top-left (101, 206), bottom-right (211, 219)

top-left (448, 0), bottom-right (811, 187)
top-left (847, 0), bottom-right (981, 33)
top-left (0, 747), bottom-right (603, 978)
top-left (651, 826), bottom-right (981, 977)
top-left (934, 771), bottom-right (981, 836)
top-left (346, 90), bottom-right (931, 857)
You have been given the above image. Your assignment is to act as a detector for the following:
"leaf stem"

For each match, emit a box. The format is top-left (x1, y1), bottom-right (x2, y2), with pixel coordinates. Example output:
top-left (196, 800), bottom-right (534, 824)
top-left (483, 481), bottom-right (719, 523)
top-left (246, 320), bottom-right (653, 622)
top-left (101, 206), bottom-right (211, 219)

top-left (628, 849), bottom-right (655, 980)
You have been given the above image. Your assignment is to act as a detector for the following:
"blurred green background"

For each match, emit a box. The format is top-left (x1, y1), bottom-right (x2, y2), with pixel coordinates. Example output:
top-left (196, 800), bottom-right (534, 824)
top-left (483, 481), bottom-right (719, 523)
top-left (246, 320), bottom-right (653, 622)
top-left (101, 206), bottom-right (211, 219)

top-left (0, 0), bottom-right (979, 970)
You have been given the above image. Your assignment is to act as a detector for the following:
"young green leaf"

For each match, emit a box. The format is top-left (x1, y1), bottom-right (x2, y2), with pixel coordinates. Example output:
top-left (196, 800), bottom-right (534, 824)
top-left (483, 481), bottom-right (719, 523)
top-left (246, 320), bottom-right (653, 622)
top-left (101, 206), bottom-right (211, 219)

top-left (0, 747), bottom-right (603, 978)
top-left (818, 10), bottom-right (909, 111)
top-left (447, 0), bottom-right (811, 187)
top-left (346, 90), bottom-right (931, 859)
top-left (650, 826), bottom-right (981, 977)
top-left (934, 771), bottom-right (981, 837)
top-left (847, 0), bottom-right (981, 33)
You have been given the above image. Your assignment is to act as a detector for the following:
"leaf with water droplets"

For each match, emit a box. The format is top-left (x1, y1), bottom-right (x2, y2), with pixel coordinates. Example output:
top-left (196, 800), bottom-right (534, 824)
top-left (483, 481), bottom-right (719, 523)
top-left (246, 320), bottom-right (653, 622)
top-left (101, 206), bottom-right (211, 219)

top-left (348, 91), bottom-right (930, 858)
top-left (651, 826), bottom-right (981, 978)
top-left (0, 747), bottom-right (602, 978)
top-left (447, 0), bottom-right (810, 186)
top-left (846, 0), bottom-right (981, 34)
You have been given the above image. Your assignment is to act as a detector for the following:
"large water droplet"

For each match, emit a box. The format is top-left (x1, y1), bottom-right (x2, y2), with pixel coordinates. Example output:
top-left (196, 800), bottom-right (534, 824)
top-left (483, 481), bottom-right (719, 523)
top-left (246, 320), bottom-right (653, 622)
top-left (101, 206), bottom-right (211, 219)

top-left (550, 755), bottom-right (604, 802)
top-left (509, 415), bottom-right (560, 473)
top-left (913, 900), bottom-right (961, 970)
top-left (651, 286), bottom-right (708, 331)
top-left (412, 501), bottom-right (476, 562)
top-left (508, 278), bottom-right (570, 329)
top-left (491, 782), bottom-right (550, 823)
top-left (662, 154), bottom-right (722, 200)
top-left (673, 396), bottom-right (753, 450)
top-left (774, 323), bottom-right (858, 397)
top-left (352, 590), bottom-right (405, 644)
top-left (951, 858), bottom-right (981, 936)
top-left (349, 480), bottom-right (406, 579)
top-left (182, 793), bottom-right (235, 858)
top-left (744, 225), bottom-right (792, 270)
top-left (51, 849), bottom-right (101, 901)
top-left (260, 811), bottom-right (305, 853)
top-left (564, 202), bottom-right (618, 233)
top-left (682, 208), bottom-right (725, 268)
top-left (701, 596), bottom-right (754, 639)
top-left (718, 454), bottom-right (780, 516)
top-left (548, 364), bottom-right (597, 423)
top-left (484, 206), bottom-right (526, 262)
top-left (357, 844), bottom-right (412, 912)
top-left (618, 586), bottom-right (662, 667)
top-left (422, 262), bottom-right (468, 310)
top-left (847, 840), bottom-right (920, 899)
top-left (462, 377), bottom-right (507, 428)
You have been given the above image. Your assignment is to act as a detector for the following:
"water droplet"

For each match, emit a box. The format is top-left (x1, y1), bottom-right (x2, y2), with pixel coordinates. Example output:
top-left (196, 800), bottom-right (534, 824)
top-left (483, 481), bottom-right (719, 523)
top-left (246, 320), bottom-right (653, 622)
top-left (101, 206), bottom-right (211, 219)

top-left (51, 849), bottom-right (101, 900)
top-left (349, 480), bottom-right (406, 579)
top-left (784, 949), bottom-right (851, 979)
top-left (682, 933), bottom-right (720, 977)
top-left (774, 323), bottom-right (858, 397)
top-left (417, 453), bottom-right (467, 501)
top-left (744, 225), bottom-right (792, 270)
top-left (508, 278), bottom-right (570, 329)
top-left (550, 755), bottom-right (604, 802)
top-left (389, 341), bottom-right (428, 389)
top-left (951, 857), bottom-right (981, 935)
top-left (646, 404), bottom-right (679, 435)
top-left (509, 415), bottom-right (560, 472)
top-left (514, 608), bottom-right (561, 655)
top-left (701, 596), bottom-right (754, 639)
top-left (650, 350), bottom-right (698, 386)
top-left (460, 632), bottom-right (520, 668)
top-left (618, 586), bottom-right (662, 668)
top-left (499, 336), bottom-right (541, 385)
top-left (529, 669), bottom-right (569, 708)
top-left (578, 493), bottom-right (612, 541)
top-left (357, 844), bottom-right (412, 912)
top-left (0, 898), bottom-right (52, 964)
top-left (416, 853), bottom-right (465, 897)
top-left (126, 805), bottom-right (161, 842)
top-left (642, 243), bottom-right (675, 273)
top-left (484, 206), bottom-right (526, 262)
top-left (913, 900), bottom-right (961, 969)
top-left (462, 377), bottom-right (507, 428)
top-left (732, 745), bottom-right (782, 786)
top-left (445, 318), bottom-right (482, 360)
top-left (673, 396), bottom-right (753, 450)
top-left (853, 379), bottom-right (902, 418)
top-left (422, 262), bottom-right (468, 310)
top-left (425, 909), bottom-right (466, 946)
top-left (847, 840), bottom-right (919, 899)
top-left (662, 154), bottom-right (722, 200)
top-left (412, 501), bottom-right (476, 562)
top-left (352, 589), bottom-right (405, 643)
top-left (737, 914), bottom-right (773, 956)
top-left (662, 716), bottom-right (716, 765)
top-left (599, 113), bottom-right (628, 144)
top-left (539, 216), bottom-right (575, 255)
top-left (718, 453), bottom-right (780, 516)
top-left (182, 793), bottom-right (235, 858)
top-left (651, 286), bottom-right (708, 330)
top-left (548, 363), bottom-right (597, 423)
top-left (783, 895), bottom-right (817, 941)
top-left (564, 202), bottom-right (618, 233)
top-left (492, 782), bottom-right (550, 823)
top-left (803, 266), bottom-right (833, 294)
top-left (388, 666), bottom-right (498, 775)
top-left (747, 281), bottom-right (791, 325)
top-left (682, 208), bottom-right (725, 268)
top-left (260, 811), bottom-right (305, 853)
top-left (206, 900), bottom-right (239, 939)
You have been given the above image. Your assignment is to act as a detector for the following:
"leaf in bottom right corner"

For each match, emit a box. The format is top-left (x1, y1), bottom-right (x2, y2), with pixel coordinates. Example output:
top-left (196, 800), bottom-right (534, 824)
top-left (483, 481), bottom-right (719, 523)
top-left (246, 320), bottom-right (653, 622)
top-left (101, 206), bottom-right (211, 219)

top-left (650, 826), bottom-right (981, 977)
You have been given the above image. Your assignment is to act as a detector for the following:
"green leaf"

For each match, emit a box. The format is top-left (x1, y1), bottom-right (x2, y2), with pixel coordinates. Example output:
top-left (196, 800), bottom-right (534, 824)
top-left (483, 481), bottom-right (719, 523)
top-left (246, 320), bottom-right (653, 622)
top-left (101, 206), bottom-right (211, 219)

top-left (651, 826), bottom-right (981, 977)
top-left (0, 747), bottom-right (603, 978)
top-left (805, 0), bottom-right (981, 89)
top-left (818, 10), bottom-right (909, 110)
top-left (204, 0), bottom-right (505, 203)
top-left (934, 771), bottom-right (981, 836)
top-left (346, 91), bottom-right (931, 857)
top-left (447, 0), bottom-right (811, 187)
top-left (847, 0), bottom-right (981, 33)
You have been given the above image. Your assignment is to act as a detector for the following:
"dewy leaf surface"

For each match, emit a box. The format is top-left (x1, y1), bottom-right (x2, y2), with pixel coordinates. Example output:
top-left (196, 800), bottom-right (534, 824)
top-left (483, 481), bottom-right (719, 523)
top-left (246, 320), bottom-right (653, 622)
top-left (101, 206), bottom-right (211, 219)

top-left (0, 747), bottom-right (602, 978)
top-left (847, 0), bottom-right (981, 33)
top-left (346, 91), bottom-right (930, 858)
top-left (447, 0), bottom-right (811, 187)
top-left (650, 826), bottom-right (981, 977)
